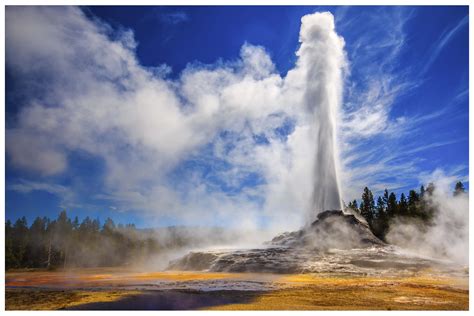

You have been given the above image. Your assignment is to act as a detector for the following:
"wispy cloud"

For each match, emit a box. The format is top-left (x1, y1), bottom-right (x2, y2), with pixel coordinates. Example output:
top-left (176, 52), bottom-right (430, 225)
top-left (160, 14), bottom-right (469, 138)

top-left (159, 11), bottom-right (189, 25)
top-left (420, 15), bottom-right (468, 76)
top-left (338, 7), bottom-right (417, 197)
top-left (339, 7), bottom-right (418, 139)
top-left (337, 7), bottom-right (467, 201)
top-left (8, 179), bottom-right (71, 195)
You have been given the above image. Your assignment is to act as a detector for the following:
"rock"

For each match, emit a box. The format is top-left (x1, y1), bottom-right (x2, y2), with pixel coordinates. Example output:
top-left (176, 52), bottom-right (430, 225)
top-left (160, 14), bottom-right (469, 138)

top-left (168, 251), bottom-right (220, 271)
top-left (167, 210), bottom-right (386, 273)
top-left (269, 209), bottom-right (385, 249)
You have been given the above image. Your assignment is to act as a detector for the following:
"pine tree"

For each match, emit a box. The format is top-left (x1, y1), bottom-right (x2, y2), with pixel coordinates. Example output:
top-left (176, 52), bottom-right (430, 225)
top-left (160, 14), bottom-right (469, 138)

top-left (407, 190), bottom-right (420, 217)
top-left (5, 220), bottom-right (18, 269)
top-left (348, 199), bottom-right (359, 212)
top-left (418, 185), bottom-right (428, 220)
top-left (382, 189), bottom-right (389, 206)
top-left (56, 211), bottom-right (73, 268)
top-left (103, 218), bottom-right (116, 233)
top-left (398, 193), bottom-right (408, 216)
top-left (376, 196), bottom-right (385, 217)
top-left (12, 217), bottom-right (29, 267)
top-left (454, 181), bottom-right (466, 196)
top-left (373, 196), bottom-right (389, 240)
top-left (420, 185), bottom-right (425, 198)
top-left (387, 192), bottom-right (397, 218)
top-left (27, 217), bottom-right (48, 267)
top-left (72, 216), bottom-right (79, 230)
top-left (360, 187), bottom-right (375, 224)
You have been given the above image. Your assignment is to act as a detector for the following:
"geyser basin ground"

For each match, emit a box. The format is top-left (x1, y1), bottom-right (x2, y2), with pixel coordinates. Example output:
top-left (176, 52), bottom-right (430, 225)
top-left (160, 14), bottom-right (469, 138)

top-left (5, 210), bottom-right (469, 310)
top-left (5, 268), bottom-right (468, 310)
top-left (168, 210), bottom-right (462, 275)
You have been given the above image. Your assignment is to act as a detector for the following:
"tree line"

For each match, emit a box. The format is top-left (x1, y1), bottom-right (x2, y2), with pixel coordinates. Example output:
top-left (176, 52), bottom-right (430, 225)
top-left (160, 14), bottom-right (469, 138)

top-left (5, 211), bottom-right (196, 270)
top-left (347, 181), bottom-right (466, 241)
top-left (6, 181), bottom-right (467, 270)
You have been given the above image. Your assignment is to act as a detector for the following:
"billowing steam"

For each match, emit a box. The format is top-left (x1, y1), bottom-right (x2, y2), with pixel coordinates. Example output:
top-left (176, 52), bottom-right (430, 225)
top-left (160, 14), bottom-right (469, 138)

top-left (6, 8), bottom-right (347, 231)
top-left (295, 13), bottom-right (345, 214)
top-left (386, 173), bottom-right (469, 265)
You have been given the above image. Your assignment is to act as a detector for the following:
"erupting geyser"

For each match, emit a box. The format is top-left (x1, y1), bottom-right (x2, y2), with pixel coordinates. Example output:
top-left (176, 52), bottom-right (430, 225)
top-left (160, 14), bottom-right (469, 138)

top-left (167, 13), bottom-right (462, 275)
top-left (297, 12), bottom-right (345, 214)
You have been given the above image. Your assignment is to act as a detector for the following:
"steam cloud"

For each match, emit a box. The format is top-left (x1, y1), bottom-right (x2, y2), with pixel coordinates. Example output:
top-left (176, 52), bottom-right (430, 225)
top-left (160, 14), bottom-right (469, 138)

top-left (6, 7), bottom-right (347, 231)
top-left (386, 171), bottom-right (469, 265)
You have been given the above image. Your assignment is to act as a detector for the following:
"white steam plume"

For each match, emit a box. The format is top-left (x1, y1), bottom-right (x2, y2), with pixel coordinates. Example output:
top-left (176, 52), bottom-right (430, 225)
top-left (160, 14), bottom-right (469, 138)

top-left (295, 13), bottom-right (346, 215)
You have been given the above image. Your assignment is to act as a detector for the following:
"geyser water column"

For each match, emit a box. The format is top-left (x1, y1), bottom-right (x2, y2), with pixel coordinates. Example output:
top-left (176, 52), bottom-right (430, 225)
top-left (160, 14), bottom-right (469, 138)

top-left (296, 12), bottom-right (345, 214)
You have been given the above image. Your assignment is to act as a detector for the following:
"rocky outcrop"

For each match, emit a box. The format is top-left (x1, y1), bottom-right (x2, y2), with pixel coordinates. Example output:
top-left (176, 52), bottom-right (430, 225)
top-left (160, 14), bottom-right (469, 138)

top-left (168, 210), bottom-right (387, 273)
top-left (269, 210), bottom-right (385, 249)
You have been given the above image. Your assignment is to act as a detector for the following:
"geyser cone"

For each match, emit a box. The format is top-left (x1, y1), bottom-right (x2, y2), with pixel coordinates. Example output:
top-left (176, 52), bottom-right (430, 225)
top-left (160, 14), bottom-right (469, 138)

top-left (296, 12), bottom-right (345, 214)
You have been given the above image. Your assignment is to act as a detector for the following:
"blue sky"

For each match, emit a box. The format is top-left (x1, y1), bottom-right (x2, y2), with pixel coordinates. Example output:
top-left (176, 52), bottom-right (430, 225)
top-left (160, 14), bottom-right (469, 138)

top-left (5, 6), bottom-right (468, 229)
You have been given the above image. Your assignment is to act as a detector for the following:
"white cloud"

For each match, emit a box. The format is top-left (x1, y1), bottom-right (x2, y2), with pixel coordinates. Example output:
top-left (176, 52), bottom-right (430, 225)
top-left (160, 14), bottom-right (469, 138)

top-left (7, 129), bottom-right (67, 176)
top-left (334, 7), bottom-right (468, 201)
top-left (6, 7), bottom-right (347, 231)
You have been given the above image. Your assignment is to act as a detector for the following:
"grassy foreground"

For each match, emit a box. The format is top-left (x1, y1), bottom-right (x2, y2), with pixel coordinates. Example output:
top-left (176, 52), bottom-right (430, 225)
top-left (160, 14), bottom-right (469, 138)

top-left (5, 269), bottom-right (469, 310)
top-left (207, 274), bottom-right (469, 310)
top-left (6, 289), bottom-right (143, 310)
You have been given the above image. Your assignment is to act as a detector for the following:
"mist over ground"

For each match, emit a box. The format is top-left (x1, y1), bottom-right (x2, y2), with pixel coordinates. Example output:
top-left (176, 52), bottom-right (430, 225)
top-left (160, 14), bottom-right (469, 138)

top-left (386, 173), bottom-right (469, 266)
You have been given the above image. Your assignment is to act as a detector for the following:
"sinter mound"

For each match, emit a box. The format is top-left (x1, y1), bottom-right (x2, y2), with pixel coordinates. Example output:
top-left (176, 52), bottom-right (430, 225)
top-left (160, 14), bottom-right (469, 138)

top-left (167, 210), bottom-right (422, 274)
top-left (269, 209), bottom-right (384, 249)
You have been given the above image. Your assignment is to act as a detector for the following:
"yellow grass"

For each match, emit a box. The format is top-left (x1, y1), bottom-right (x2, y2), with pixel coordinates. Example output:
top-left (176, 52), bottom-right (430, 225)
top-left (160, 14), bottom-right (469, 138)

top-left (207, 274), bottom-right (469, 310)
top-left (6, 289), bottom-right (142, 310)
top-left (5, 269), bottom-right (469, 310)
top-left (130, 271), bottom-right (238, 281)
top-left (6, 268), bottom-right (240, 287)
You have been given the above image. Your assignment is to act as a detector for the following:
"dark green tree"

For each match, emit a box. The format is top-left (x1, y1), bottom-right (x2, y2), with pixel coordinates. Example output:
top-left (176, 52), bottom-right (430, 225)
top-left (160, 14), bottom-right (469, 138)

top-left (376, 196), bottom-right (385, 217)
top-left (372, 196), bottom-right (389, 241)
top-left (387, 192), bottom-right (397, 218)
top-left (454, 181), bottom-right (466, 196)
top-left (420, 185), bottom-right (425, 199)
top-left (26, 217), bottom-right (48, 267)
top-left (360, 187), bottom-right (375, 224)
top-left (72, 216), bottom-right (80, 230)
top-left (348, 199), bottom-right (359, 212)
top-left (53, 211), bottom-right (73, 268)
top-left (102, 218), bottom-right (116, 233)
top-left (407, 190), bottom-right (420, 217)
top-left (5, 220), bottom-right (18, 269)
top-left (382, 189), bottom-right (389, 206)
top-left (12, 217), bottom-right (29, 267)
top-left (398, 193), bottom-right (408, 216)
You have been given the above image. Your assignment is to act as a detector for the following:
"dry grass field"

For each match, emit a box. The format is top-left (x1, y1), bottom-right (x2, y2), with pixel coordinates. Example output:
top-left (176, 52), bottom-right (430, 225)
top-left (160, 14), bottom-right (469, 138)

top-left (5, 268), bottom-right (468, 310)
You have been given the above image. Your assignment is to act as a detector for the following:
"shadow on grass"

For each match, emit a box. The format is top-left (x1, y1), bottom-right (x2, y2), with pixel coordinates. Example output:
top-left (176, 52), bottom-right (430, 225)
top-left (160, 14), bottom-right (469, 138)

top-left (66, 290), bottom-right (262, 310)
